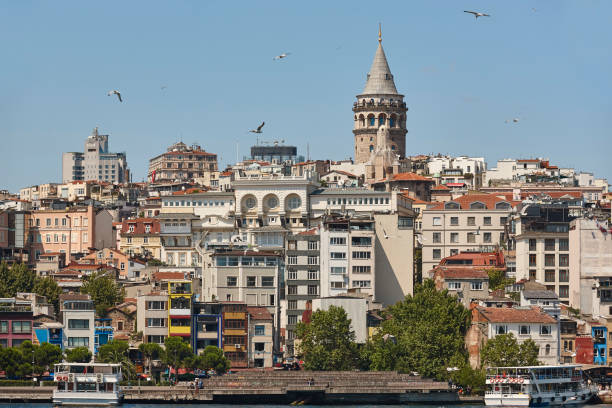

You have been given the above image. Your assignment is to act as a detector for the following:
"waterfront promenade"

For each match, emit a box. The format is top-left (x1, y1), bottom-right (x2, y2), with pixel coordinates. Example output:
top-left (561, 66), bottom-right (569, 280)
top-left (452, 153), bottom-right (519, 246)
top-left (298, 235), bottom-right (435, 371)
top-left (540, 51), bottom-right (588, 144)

top-left (0, 371), bottom-right (461, 404)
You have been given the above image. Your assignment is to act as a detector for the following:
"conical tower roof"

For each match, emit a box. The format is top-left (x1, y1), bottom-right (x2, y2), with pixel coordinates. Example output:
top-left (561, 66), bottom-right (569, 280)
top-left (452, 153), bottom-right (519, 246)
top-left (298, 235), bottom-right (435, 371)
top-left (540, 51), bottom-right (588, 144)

top-left (362, 40), bottom-right (398, 95)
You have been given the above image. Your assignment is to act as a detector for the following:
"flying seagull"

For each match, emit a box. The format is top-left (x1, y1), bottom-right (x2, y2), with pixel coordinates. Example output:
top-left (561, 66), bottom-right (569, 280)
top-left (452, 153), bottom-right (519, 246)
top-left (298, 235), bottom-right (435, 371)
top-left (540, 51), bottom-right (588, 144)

top-left (464, 10), bottom-right (490, 19)
top-left (505, 118), bottom-right (520, 124)
top-left (273, 52), bottom-right (291, 61)
top-left (107, 90), bottom-right (122, 102)
top-left (249, 122), bottom-right (265, 134)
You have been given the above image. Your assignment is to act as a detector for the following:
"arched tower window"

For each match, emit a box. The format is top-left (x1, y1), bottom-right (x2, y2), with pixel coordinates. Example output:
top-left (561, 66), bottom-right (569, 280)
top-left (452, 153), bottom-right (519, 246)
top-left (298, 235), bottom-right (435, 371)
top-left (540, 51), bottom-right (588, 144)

top-left (391, 145), bottom-right (396, 150)
top-left (378, 114), bottom-right (386, 126)
top-left (369, 145), bottom-right (374, 152)
top-left (359, 114), bottom-right (365, 128)
top-left (368, 114), bottom-right (375, 127)
top-left (389, 114), bottom-right (397, 128)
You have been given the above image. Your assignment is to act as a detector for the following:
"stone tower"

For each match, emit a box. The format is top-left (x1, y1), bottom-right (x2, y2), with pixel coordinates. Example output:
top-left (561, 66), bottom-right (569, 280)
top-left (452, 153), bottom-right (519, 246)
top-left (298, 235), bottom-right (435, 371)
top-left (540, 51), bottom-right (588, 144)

top-left (353, 28), bottom-right (408, 164)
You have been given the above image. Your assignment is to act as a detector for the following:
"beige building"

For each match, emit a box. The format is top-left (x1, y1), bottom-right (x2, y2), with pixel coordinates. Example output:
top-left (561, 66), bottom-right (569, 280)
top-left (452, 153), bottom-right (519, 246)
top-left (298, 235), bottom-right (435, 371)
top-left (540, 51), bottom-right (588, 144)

top-left (421, 194), bottom-right (516, 273)
top-left (148, 142), bottom-right (218, 183)
top-left (247, 306), bottom-right (274, 368)
top-left (136, 291), bottom-right (168, 346)
top-left (433, 268), bottom-right (490, 309)
top-left (118, 218), bottom-right (161, 260)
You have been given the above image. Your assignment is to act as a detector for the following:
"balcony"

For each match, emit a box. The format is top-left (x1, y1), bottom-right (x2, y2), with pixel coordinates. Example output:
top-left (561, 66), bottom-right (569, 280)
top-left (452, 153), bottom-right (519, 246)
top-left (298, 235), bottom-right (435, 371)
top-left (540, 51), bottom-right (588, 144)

top-left (224, 312), bottom-right (245, 320)
top-left (169, 308), bottom-right (191, 316)
top-left (224, 328), bottom-right (246, 336)
top-left (168, 325), bottom-right (190, 336)
top-left (223, 344), bottom-right (245, 352)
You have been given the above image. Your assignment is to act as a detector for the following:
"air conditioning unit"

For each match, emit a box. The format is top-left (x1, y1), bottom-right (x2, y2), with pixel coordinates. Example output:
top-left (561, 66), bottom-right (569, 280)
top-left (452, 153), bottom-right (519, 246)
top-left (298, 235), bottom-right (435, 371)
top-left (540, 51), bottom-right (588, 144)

top-left (235, 344), bottom-right (241, 349)
top-left (96, 373), bottom-right (103, 383)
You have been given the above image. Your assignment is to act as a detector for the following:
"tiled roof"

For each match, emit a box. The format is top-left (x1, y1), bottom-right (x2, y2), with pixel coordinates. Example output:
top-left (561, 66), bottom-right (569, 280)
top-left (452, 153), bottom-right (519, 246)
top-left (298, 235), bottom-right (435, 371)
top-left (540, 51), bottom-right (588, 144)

top-left (220, 171), bottom-right (233, 177)
top-left (440, 251), bottom-right (505, 267)
top-left (517, 159), bottom-right (541, 163)
top-left (522, 290), bottom-right (559, 300)
top-left (323, 170), bottom-right (357, 178)
top-left (297, 228), bottom-right (318, 236)
top-left (435, 267), bottom-right (489, 280)
top-left (432, 185), bottom-right (450, 191)
top-left (429, 194), bottom-right (517, 210)
top-left (391, 172), bottom-right (435, 182)
top-left (152, 272), bottom-right (188, 281)
top-left (171, 187), bottom-right (210, 195)
top-left (163, 150), bottom-right (216, 157)
top-left (475, 306), bottom-right (557, 323)
top-left (247, 306), bottom-right (273, 321)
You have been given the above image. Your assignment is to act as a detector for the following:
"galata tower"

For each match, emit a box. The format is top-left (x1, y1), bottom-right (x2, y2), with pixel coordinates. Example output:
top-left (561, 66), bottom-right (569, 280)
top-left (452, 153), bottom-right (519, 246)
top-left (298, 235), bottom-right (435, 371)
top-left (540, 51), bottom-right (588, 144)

top-left (353, 27), bottom-right (408, 164)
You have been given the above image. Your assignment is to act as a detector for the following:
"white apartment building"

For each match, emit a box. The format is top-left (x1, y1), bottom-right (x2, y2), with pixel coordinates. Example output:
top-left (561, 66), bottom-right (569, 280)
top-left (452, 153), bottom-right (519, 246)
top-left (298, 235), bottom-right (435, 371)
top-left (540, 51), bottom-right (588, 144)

top-left (569, 218), bottom-right (612, 317)
top-left (421, 194), bottom-right (515, 273)
top-left (427, 156), bottom-right (486, 189)
top-left (136, 292), bottom-right (168, 345)
top-left (62, 127), bottom-right (128, 183)
top-left (484, 158), bottom-right (561, 185)
top-left (60, 295), bottom-right (95, 355)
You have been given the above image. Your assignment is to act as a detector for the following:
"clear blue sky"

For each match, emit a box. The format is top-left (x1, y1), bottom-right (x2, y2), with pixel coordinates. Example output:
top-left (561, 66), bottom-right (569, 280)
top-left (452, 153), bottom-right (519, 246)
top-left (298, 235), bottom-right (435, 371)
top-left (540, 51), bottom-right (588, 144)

top-left (1, 0), bottom-right (611, 192)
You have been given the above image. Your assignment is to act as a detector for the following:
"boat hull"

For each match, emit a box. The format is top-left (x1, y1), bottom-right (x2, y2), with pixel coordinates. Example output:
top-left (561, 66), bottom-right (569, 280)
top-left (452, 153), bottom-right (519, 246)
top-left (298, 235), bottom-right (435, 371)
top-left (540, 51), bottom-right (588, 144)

top-left (52, 390), bottom-right (122, 407)
top-left (485, 389), bottom-right (595, 407)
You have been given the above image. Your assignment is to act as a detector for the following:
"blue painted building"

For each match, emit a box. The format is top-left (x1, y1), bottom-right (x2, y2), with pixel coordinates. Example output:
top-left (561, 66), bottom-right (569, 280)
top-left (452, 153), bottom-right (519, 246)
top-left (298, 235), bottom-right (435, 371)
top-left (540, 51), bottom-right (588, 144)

top-left (94, 318), bottom-right (114, 354)
top-left (33, 321), bottom-right (64, 349)
top-left (191, 302), bottom-right (222, 355)
top-left (592, 326), bottom-right (607, 365)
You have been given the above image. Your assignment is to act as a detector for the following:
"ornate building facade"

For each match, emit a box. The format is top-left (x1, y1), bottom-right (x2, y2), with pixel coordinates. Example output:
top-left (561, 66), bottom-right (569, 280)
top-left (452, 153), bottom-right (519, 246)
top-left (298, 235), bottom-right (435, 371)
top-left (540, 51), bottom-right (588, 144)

top-left (353, 31), bottom-right (408, 164)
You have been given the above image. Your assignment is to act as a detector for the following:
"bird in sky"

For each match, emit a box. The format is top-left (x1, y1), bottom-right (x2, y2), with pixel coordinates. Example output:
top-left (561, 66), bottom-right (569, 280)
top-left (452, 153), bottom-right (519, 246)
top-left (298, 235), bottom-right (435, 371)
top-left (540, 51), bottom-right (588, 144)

top-left (464, 10), bottom-right (490, 19)
top-left (273, 52), bottom-right (291, 61)
top-left (249, 122), bottom-right (265, 134)
top-left (505, 118), bottom-right (520, 124)
top-left (107, 90), bottom-right (122, 102)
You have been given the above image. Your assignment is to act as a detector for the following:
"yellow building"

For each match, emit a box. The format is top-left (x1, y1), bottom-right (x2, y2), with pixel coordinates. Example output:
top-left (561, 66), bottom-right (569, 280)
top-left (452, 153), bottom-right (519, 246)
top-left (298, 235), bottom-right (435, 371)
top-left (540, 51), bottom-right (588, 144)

top-left (118, 218), bottom-right (162, 259)
top-left (167, 280), bottom-right (192, 339)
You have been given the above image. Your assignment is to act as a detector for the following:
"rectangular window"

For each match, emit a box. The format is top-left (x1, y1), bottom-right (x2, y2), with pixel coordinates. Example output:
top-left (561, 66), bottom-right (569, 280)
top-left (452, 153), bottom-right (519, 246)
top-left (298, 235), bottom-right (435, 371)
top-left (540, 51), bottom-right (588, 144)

top-left (519, 325), bottom-right (531, 335)
top-left (398, 216), bottom-right (413, 229)
top-left (330, 237), bottom-right (346, 245)
top-left (529, 254), bottom-right (537, 267)
top-left (559, 285), bottom-right (569, 298)
top-left (529, 269), bottom-right (536, 280)
top-left (352, 265), bottom-right (371, 274)
top-left (68, 319), bottom-right (90, 329)
top-left (352, 251), bottom-right (371, 259)
top-left (433, 232), bottom-right (441, 243)
top-left (288, 270), bottom-right (297, 280)
top-left (545, 239), bottom-right (556, 251)
top-left (545, 270), bottom-right (556, 282)
top-left (227, 276), bottom-right (237, 287)
top-left (308, 241), bottom-right (318, 250)
top-left (433, 249), bottom-right (441, 259)
top-left (331, 281), bottom-right (346, 289)
top-left (499, 217), bottom-right (507, 226)
top-left (467, 216), bottom-right (475, 226)
top-left (288, 285), bottom-right (297, 295)
top-left (254, 325), bottom-right (265, 336)
top-left (540, 325), bottom-right (551, 335)
top-left (483, 232), bottom-right (492, 243)
top-left (433, 217), bottom-right (441, 226)
top-left (559, 239), bottom-right (569, 251)
top-left (352, 280), bottom-right (371, 288)
top-left (46, 218), bottom-right (51, 226)
top-left (12, 321), bottom-right (31, 334)
top-left (68, 337), bottom-right (89, 347)
top-left (0, 321), bottom-right (8, 333)
top-left (308, 256), bottom-right (319, 265)
top-left (351, 236), bottom-right (372, 246)
top-left (287, 240), bottom-right (297, 250)
top-left (308, 270), bottom-right (319, 280)
top-left (331, 266), bottom-right (346, 275)
top-left (450, 232), bottom-right (459, 243)
top-left (83, 232), bottom-right (88, 243)
top-left (496, 325), bottom-right (508, 335)
top-left (559, 270), bottom-right (569, 282)
top-left (307, 285), bottom-right (319, 295)
top-left (261, 276), bottom-right (274, 287)
top-left (450, 217), bottom-right (459, 226)
top-left (147, 301), bottom-right (166, 310)
top-left (467, 232), bottom-right (475, 243)
top-left (448, 282), bottom-right (461, 290)
top-left (471, 282), bottom-right (483, 290)
top-left (483, 217), bottom-right (491, 226)
top-left (545, 254), bottom-right (555, 267)
top-left (246, 276), bottom-right (256, 287)
top-left (146, 318), bottom-right (165, 327)
top-left (288, 316), bottom-right (298, 325)
top-left (559, 254), bottom-right (569, 267)
top-left (287, 256), bottom-right (297, 265)
top-left (330, 252), bottom-right (346, 259)
top-left (529, 239), bottom-right (537, 251)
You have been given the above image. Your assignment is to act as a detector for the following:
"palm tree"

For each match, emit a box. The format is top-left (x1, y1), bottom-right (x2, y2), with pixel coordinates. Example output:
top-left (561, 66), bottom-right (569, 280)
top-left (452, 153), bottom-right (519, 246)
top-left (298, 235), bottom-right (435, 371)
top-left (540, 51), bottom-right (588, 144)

top-left (139, 343), bottom-right (164, 381)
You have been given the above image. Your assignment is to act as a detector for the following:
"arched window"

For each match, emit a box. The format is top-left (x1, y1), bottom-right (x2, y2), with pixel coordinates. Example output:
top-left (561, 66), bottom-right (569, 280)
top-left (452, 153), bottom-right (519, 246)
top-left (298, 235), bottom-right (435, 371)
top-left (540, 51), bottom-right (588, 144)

top-left (368, 115), bottom-right (375, 126)
top-left (496, 201), bottom-right (511, 210)
top-left (389, 117), bottom-right (395, 127)
top-left (470, 202), bottom-right (486, 210)
top-left (378, 114), bottom-right (386, 126)
top-left (445, 201), bottom-right (460, 210)
top-left (369, 145), bottom-right (374, 152)
top-left (391, 145), bottom-right (396, 150)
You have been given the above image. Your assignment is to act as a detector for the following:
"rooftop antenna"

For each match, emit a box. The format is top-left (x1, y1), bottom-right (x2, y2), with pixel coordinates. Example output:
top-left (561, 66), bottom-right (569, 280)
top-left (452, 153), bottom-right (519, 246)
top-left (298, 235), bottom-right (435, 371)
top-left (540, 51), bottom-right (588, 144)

top-left (307, 143), bottom-right (310, 161)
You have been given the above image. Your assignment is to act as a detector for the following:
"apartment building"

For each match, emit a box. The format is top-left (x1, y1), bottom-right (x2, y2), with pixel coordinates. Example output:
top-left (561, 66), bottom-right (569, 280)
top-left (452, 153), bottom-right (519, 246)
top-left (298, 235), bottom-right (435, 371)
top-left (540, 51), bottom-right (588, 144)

top-left (0, 298), bottom-right (33, 348)
top-left (370, 172), bottom-right (435, 201)
top-left (427, 156), bottom-right (486, 189)
top-left (29, 206), bottom-right (113, 262)
top-left (467, 306), bottom-right (560, 368)
top-left (167, 280), bottom-right (193, 341)
top-left (513, 204), bottom-right (574, 301)
top-left (137, 291), bottom-right (168, 345)
top-left (433, 268), bottom-right (490, 309)
top-left (569, 218), bottom-right (612, 317)
top-left (191, 301), bottom-right (222, 355)
top-left (60, 294), bottom-right (95, 354)
top-left (421, 194), bottom-right (516, 273)
top-left (284, 229), bottom-right (320, 352)
top-left (247, 306), bottom-right (274, 368)
top-left (62, 127), bottom-right (128, 183)
top-left (148, 142), bottom-right (218, 183)
top-left (221, 302), bottom-right (248, 368)
top-left (118, 218), bottom-right (161, 259)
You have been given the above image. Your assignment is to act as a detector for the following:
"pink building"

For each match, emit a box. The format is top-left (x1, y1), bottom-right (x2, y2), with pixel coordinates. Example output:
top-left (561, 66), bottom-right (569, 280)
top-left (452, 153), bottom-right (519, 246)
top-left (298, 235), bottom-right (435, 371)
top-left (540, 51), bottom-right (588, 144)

top-left (0, 211), bottom-right (8, 249)
top-left (29, 206), bottom-right (96, 262)
top-left (0, 298), bottom-right (34, 348)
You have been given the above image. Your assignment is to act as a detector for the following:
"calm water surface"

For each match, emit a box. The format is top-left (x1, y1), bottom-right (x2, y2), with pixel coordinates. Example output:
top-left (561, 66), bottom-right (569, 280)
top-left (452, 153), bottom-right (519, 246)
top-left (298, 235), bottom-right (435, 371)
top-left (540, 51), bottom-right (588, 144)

top-left (0, 405), bottom-right (491, 408)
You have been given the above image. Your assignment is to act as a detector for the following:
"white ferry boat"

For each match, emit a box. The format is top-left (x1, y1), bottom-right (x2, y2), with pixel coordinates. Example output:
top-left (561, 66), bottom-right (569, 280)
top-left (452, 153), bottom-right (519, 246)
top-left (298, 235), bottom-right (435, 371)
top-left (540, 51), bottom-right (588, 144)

top-left (485, 365), bottom-right (596, 407)
top-left (53, 362), bottom-right (123, 406)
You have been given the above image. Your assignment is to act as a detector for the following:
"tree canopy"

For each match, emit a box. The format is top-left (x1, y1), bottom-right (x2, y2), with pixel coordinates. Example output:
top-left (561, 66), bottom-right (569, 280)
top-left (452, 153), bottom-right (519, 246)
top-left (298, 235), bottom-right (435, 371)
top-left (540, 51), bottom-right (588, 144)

top-left (0, 263), bottom-right (61, 316)
top-left (487, 269), bottom-right (514, 292)
top-left (163, 336), bottom-right (193, 380)
top-left (481, 333), bottom-right (540, 367)
top-left (80, 271), bottom-right (125, 316)
top-left (295, 305), bottom-right (360, 371)
top-left (139, 342), bottom-right (164, 377)
top-left (194, 345), bottom-right (230, 374)
top-left (65, 346), bottom-right (92, 363)
top-left (364, 279), bottom-right (471, 379)
top-left (97, 339), bottom-right (134, 379)
top-left (0, 341), bottom-right (62, 378)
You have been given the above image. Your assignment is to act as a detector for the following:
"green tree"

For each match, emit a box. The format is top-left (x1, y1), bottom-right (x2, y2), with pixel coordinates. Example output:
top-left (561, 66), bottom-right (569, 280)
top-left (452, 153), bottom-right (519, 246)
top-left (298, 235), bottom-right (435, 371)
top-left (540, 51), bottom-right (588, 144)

top-left (487, 269), bottom-right (514, 291)
top-left (138, 343), bottom-right (164, 377)
top-left (450, 365), bottom-right (486, 394)
top-left (0, 262), bottom-right (36, 297)
top-left (65, 346), bottom-right (92, 363)
top-left (162, 336), bottom-right (193, 382)
top-left (80, 271), bottom-right (125, 316)
top-left (0, 347), bottom-right (28, 378)
top-left (366, 279), bottom-right (471, 379)
top-left (481, 333), bottom-right (540, 367)
top-left (295, 305), bottom-right (359, 371)
top-left (18, 341), bottom-right (62, 377)
top-left (97, 339), bottom-right (135, 379)
top-left (195, 345), bottom-right (230, 374)
top-left (33, 276), bottom-right (61, 314)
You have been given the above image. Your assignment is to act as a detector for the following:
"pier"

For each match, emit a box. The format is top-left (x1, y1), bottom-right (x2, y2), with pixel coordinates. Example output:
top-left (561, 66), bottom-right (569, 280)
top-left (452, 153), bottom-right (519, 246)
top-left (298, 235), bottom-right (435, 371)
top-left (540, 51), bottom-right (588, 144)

top-left (0, 371), bottom-right (463, 404)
